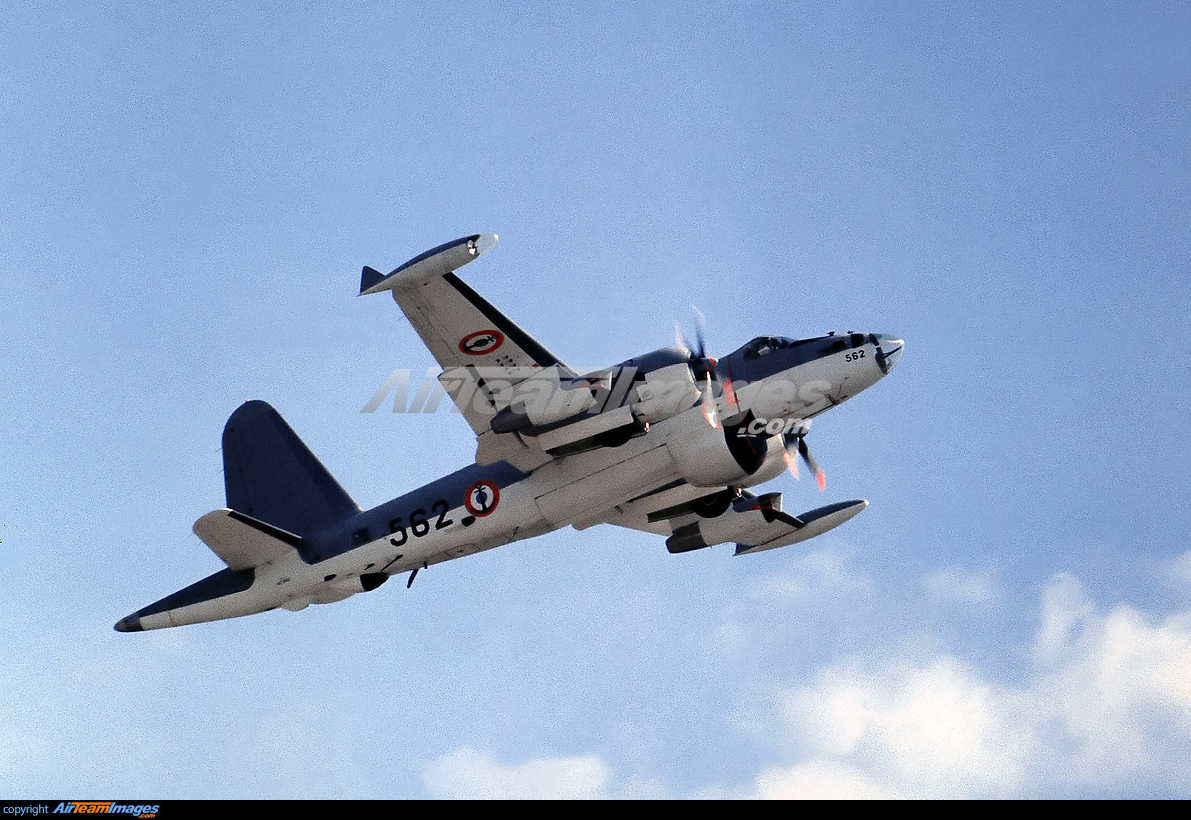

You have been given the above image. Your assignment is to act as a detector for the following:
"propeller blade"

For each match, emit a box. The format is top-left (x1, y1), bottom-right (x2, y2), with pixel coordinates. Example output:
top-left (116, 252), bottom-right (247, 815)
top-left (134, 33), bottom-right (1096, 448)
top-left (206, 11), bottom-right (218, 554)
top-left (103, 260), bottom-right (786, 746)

top-left (783, 421), bottom-right (824, 489)
top-left (783, 446), bottom-right (800, 480)
top-left (700, 375), bottom-right (720, 429)
top-left (798, 437), bottom-right (826, 491)
top-left (692, 305), bottom-right (707, 359)
top-left (723, 377), bottom-right (739, 416)
top-left (674, 308), bottom-right (718, 418)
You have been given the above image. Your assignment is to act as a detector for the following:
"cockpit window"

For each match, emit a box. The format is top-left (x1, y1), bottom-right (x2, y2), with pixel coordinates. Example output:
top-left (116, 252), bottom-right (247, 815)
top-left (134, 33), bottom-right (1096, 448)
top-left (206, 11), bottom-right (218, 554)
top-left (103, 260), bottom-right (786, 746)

top-left (742, 338), bottom-right (772, 359)
top-left (741, 336), bottom-right (815, 360)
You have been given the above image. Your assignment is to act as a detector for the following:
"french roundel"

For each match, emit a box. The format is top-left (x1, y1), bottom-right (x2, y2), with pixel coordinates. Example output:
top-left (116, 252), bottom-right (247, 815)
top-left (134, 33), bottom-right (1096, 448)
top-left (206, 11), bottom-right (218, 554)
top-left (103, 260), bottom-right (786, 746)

top-left (464, 479), bottom-right (500, 517)
top-left (458, 329), bottom-right (505, 356)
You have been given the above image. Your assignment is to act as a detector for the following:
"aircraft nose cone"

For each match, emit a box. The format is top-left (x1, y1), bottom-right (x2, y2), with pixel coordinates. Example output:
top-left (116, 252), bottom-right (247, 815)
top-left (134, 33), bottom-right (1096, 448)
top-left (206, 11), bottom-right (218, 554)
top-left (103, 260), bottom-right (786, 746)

top-left (871, 334), bottom-right (904, 374)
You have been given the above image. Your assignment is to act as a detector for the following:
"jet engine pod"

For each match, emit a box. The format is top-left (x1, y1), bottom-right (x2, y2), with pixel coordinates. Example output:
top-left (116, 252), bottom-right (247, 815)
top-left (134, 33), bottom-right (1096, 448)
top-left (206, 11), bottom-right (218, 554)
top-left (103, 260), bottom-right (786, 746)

top-left (490, 366), bottom-right (601, 433)
top-left (520, 367), bottom-right (600, 427)
top-left (666, 504), bottom-right (773, 553)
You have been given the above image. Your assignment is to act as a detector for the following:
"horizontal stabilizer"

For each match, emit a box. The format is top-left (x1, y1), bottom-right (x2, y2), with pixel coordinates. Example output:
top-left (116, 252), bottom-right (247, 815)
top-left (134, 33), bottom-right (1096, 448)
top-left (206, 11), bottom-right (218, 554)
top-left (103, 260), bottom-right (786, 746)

top-left (194, 509), bottom-right (298, 571)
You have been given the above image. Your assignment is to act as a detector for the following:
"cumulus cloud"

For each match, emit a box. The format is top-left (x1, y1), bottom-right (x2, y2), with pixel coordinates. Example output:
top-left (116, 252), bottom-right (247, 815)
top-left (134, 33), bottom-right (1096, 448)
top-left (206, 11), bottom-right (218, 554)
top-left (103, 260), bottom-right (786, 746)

top-left (1169, 550), bottom-right (1191, 593)
top-left (747, 546), bottom-right (869, 605)
top-left (422, 747), bottom-right (611, 799)
top-left (1029, 574), bottom-right (1191, 790)
top-left (422, 568), bottom-right (1191, 799)
top-left (751, 760), bottom-right (904, 799)
top-left (769, 656), bottom-right (1035, 797)
top-left (752, 573), bottom-right (1191, 798)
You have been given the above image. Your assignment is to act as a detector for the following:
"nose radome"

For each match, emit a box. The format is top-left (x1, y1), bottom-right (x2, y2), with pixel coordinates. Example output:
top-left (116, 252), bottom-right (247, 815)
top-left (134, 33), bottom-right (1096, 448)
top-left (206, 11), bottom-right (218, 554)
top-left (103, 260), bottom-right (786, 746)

top-left (871, 334), bottom-right (904, 374)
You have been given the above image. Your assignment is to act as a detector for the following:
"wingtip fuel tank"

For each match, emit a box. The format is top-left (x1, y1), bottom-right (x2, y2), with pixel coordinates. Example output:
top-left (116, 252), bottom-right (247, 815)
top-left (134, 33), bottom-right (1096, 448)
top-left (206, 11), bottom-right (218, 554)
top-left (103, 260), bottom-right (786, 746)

top-left (360, 233), bottom-right (498, 296)
top-left (734, 499), bottom-right (868, 555)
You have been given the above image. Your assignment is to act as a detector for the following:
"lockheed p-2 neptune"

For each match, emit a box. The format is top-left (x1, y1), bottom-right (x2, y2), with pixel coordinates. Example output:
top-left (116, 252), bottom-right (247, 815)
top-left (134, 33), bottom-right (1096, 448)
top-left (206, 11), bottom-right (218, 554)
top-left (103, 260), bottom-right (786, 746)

top-left (115, 234), bottom-right (903, 631)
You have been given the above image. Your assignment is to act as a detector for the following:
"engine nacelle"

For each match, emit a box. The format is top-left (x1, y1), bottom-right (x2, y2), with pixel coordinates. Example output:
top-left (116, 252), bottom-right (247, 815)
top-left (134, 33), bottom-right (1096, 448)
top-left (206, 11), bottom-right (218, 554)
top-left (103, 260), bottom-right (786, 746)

top-left (633, 362), bottom-right (701, 424)
top-left (741, 432), bottom-right (791, 488)
top-left (490, 366), bottom-right (603, 433)
top-left (521, 367), bottom-right (600, 427)
top-left (665, 408), bottom-right (771, 487)
top-left (667, 499), bottom-right (775, 552)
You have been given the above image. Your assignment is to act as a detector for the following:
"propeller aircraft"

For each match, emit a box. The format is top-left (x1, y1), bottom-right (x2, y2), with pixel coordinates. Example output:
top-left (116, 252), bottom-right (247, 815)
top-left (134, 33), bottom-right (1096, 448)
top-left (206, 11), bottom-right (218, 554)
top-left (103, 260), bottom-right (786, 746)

top-left (115, 234), bottom-right (903, 632)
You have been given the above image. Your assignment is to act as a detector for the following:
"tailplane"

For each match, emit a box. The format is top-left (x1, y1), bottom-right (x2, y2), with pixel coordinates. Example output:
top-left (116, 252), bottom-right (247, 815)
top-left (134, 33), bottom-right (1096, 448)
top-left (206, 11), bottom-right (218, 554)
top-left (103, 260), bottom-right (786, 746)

top-left (222, 401), bottom-right (359, 536)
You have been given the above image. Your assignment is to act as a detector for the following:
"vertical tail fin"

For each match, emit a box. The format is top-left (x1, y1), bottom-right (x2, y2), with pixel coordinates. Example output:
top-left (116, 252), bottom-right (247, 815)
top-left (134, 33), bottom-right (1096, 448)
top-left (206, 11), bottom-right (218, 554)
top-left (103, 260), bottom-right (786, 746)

top-left (222, 401), bottom-right (359, 536)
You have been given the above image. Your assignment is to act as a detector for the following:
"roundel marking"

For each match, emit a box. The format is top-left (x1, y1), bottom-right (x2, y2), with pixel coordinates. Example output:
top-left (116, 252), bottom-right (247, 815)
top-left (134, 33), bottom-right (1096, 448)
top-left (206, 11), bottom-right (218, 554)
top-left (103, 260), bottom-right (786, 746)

top-left (459, 330), bottom-right (505, 356)
top-left (464, 479), bottom-right (500, 517)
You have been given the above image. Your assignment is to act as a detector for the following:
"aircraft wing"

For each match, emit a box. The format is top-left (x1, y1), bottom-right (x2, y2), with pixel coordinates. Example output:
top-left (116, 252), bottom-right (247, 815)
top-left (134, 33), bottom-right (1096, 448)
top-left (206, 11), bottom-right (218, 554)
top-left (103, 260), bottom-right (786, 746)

top-left (361, 235), bottom-right (572, 470)
top-left (572, 478), bottom-right (702, 536)
top-left (587, 485), bottom-right (869, 555)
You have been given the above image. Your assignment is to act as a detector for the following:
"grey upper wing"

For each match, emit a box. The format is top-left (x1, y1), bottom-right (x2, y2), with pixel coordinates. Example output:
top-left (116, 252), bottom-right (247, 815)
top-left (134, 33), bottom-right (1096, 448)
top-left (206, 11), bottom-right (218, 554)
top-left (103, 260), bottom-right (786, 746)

top-left (361, 234), bottom-right (572, 469)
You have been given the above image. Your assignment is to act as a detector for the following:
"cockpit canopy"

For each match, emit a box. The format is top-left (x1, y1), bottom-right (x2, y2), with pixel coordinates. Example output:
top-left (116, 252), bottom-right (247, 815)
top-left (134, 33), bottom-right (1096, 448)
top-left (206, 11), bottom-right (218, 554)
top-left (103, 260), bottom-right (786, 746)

top-left (733, 332), bottom-right (903, 375)
top-left (739, 336), bottom-right (817, 360)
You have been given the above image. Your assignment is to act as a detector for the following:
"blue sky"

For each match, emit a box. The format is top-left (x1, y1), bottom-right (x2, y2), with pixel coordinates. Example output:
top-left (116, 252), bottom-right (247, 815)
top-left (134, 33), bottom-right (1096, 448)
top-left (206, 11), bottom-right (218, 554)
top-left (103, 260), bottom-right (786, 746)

top-left (2, 0), bottom-right (1190, 798)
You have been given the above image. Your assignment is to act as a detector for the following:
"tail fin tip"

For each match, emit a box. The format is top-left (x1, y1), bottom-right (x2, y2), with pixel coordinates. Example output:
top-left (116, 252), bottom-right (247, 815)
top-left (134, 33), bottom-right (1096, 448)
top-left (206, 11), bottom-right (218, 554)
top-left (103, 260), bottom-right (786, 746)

top-left (221, 401), bottom-right (359, 537)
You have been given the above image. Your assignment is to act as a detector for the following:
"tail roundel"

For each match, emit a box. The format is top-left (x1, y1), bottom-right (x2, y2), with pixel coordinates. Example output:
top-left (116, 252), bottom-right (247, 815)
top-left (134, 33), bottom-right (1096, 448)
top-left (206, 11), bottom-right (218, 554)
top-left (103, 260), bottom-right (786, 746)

top-left (221, 401), bottom-right (359, 537)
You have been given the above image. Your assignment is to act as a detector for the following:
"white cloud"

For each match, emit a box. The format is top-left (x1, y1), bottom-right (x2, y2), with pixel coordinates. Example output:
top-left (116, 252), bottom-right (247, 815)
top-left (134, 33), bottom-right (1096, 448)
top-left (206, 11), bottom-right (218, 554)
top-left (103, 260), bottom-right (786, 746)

top-left (753, 574), bottom-right (1191, 797)
top-left (1169, 550), bottom-right (1191, 592)
top-left (752, 760), bottom-right (905, 799)
top-left (1033, 572), bottom-right (1099, 665)
top-left (422, 747), bottom-right (611, 799)
top-left (422, 571), bottom-right (1191, 799)
top-left (747, 546), bottom-right (869, 605)
top-left (1028, 575), bottom-right (1191, 789)
top-left (771, 657), bottom-right (1033, 798)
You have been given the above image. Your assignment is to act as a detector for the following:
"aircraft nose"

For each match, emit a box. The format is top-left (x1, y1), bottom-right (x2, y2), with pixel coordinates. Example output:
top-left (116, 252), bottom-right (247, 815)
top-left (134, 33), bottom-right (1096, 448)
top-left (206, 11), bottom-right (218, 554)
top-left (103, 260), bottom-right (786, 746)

top-left (870, 334), bottom-right (904, 374)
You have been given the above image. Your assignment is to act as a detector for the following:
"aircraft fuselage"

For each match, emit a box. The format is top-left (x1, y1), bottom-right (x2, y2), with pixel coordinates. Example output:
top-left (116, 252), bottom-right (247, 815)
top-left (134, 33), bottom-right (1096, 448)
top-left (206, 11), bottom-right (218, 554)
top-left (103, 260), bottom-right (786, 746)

top-left (117, 329), bottom-right (902, 632)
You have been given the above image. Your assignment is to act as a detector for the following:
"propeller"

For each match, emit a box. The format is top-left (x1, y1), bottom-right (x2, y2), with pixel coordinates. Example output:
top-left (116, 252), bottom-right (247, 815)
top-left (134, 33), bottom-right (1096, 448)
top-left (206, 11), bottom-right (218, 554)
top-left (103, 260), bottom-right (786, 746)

top-left (674, 307), bottom-right (738, 429)
top-left (783, 421), bottom-right (826, 491)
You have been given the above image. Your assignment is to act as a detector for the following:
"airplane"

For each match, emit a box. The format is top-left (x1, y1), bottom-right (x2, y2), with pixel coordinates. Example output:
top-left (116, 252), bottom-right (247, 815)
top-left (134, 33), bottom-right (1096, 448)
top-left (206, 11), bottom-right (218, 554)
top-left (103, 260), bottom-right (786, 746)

top-left (115, 234), bottom-right (903, 632)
